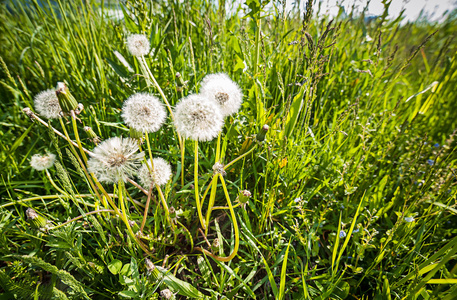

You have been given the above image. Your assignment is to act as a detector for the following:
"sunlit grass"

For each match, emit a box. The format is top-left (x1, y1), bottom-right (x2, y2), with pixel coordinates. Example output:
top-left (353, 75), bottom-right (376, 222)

top-left (0, 0), bottom-right (456, 299)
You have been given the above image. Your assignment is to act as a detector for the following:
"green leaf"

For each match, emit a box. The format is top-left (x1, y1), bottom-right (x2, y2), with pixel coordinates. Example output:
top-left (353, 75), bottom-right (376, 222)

top-left (108, 259), bottom-right (123, 275)
top-left (278, 238), bottom-right (292, 300)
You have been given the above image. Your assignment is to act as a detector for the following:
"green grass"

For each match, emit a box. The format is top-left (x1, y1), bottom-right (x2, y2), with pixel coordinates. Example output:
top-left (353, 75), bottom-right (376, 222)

top-left (1, 0), bottom-right (457, 299)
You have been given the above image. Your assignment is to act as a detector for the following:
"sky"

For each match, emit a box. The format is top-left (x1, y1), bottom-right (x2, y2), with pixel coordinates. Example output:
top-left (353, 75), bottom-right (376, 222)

top-left (294, 0), bottom-right (457, 23)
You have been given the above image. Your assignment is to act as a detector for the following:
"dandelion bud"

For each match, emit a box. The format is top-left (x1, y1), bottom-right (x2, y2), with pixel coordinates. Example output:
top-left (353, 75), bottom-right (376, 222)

top-left (256, 124), bottom-right (269, 142)
top-left (145, 258), bottom-right (160, 279)
top-left (128, 220), bottom-right (140, 233)
top-left (84, 126), bottom-right (101, 144)
top-left (160, 289), bottom-right (173, 299)
top-left (34, 89), bottom-right (62, 119)
top-left (169, 206), bottom-right (179, 224)
top-left (200, 73), bottom-right (243, 117)
top-left (23, 107), bottom-right (34, 119)
top-left (138, 157), bottom-right (172, 189)
top-left (55, 82), bottom-right (78, 113)
top-left (75, 103), bottom-right (84, 115)
top-left (212, 162), bottom-right (226, 176)
top-left (30, 153), bottom-right (56, 171)
top-left (26, 208), bottom-right (47, 229)
top-left (211, 238), bottom-right (220, 252)
top-left (238, 190), bottom-right (251, 204)
top-left (127, 34), bottom-right (150, 57)
top-left (175, 72), bottom-right (186, 86)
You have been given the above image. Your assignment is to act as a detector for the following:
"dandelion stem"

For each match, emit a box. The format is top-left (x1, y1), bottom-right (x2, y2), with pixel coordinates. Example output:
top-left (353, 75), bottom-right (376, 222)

top-left (194, 174), bottom-right (239, 262)
top-left (140, 55), bottom-right (185, 186)
top-left (140, 185), bottom-right (154, 233)
top-left (194, 140), bottom-right (206, 230)
top-left (181, 138), bottom-right (185, 187)
top-left (70, 111), bottom-right (88, 164)
top-left (117, 180), bottom-right (153, 255)
top-left (29, 112), bottom-right (92, 155)
top-left (144, 132), bottom-right (175, 235)
top-left (204, 133), bottom-right (222, 235)
top-left (224, 144), bottom-right (258, 170)
top-left (127, 178), bottom-right (149, 195)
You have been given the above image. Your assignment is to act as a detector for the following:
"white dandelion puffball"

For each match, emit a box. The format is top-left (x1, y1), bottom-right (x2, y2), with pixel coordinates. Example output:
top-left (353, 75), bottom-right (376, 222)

top-left (200, 73), bottom-right (243, 117)
top-left (174, 94), bottom-right (224, 141)
top-left (126, 34), bottom-right (150, 57)
top-left (88, 137), bottom-right (144, 183)
top-left (30, 153), bottom-right (56, 171)
top-left (138, 157), bottom-right (172, 188)
top-left (122, 93), bottom-right (166, 133)
top-left (34, 89), bottom-right (61, 119)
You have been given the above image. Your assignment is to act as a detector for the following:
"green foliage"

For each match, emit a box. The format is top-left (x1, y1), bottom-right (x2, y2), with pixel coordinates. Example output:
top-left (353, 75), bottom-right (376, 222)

top-left (1, 0), bottom-right (457, 298)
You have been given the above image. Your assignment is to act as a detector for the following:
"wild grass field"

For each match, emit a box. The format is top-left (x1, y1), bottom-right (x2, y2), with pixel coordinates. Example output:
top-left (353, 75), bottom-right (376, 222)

top-left (0, 0), bottom-right (457, 299)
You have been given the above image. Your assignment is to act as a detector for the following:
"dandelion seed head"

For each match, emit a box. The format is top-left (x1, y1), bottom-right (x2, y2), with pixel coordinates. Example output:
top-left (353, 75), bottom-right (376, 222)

top-left (200, 73), bottom-right (243, 116)
top-left (126, 34), bottom-right (150, 57)
top-left (122, 93), bottom-right (166, 133)
top-left (30, 153), bottom-right (56, 171)
top-left (34, 89), bottom-right (61, 119)
top-left (138, 157), bottom-right (172, 188)
top-left (88, 137), bottom-right (144, 183)
top-left (174, 94), bottom-right (224, 141)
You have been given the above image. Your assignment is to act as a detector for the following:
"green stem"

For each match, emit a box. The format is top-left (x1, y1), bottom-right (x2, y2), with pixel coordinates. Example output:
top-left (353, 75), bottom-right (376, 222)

top-left (59, 117), bottom-right (79, 160)
top-left (181, 138), bottom-right (185, 187)
top-left (0, 194), bottom-right (98, 209)
top-left (204, 134), bottom-right (222, 235)
top-left (117, 180), bottom-right (153, 255)
top-left (253, 18), bottom-right (261, 77)
top-left (47, 209), bottom-right (115, 230)
top-left (140, 185), bottom-right (154, 233)
top-left (224, 144), bottom-right (258, 170)
top-left (195, 174), bottom-right (239, 262)
top-left (194, 140), bottom-right (205, 229)
top-left (140, 56), bottom-right (185, 186)
top-left (71, 112), bottom-right (88, 164)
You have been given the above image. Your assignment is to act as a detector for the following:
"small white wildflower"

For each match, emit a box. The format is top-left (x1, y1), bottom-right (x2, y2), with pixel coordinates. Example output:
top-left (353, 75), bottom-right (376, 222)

top-left (126, 34), bottom-right (150, 57)
top-left (200, 73), bottom-right (243, 117)
top-left (339, 230), bottom-right (347, 239)
top-left (33, 89), bottom-right (61, 119)
top-left (404, 216), bottom-right (415, 223)
top-left (30, 153), bottom-right (56, 171)
top-left (122, 93), bottom-right (166, 133)
top-left (173, 94), bottom-right (224, 141)
top-left (138, 157), bottom-right (172, 188)
top-left (88, 137), bottom-right (144, 183)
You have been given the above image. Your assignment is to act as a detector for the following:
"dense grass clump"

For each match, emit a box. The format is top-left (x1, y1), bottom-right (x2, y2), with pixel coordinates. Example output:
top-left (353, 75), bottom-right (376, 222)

top-left (1, 0), bottom-right (457, 299)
